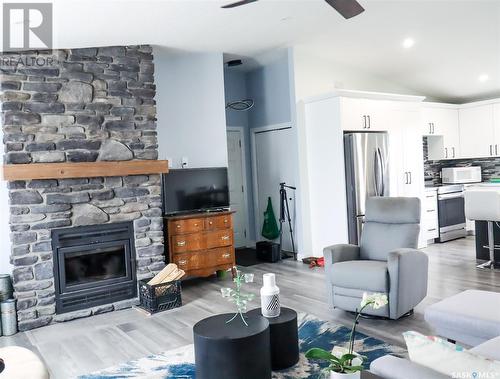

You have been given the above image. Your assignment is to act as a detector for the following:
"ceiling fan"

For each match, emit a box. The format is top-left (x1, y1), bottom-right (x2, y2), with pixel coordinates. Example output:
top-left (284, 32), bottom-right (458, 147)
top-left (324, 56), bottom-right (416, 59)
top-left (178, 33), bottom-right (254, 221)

top-left (221, 0), bottom-right (364, 19)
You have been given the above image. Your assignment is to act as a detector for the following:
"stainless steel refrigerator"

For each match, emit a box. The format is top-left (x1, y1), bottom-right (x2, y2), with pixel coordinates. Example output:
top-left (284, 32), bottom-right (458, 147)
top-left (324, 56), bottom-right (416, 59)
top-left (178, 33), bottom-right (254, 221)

top-left (344, 132), bottom-right (390, 244)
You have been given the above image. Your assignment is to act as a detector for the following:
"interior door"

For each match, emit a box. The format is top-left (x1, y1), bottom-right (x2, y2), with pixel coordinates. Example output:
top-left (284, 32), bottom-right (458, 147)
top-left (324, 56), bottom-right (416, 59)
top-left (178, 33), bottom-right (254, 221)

top-left (227, 130), bottom-right (248, 248)
top-left (253, 127), bottom-right (296, 251)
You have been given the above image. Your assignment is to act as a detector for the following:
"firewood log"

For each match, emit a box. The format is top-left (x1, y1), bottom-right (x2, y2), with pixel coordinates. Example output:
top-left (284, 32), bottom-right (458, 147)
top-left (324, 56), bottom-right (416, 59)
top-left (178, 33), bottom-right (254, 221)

top-left (148, 263), bottom-right (177, 285)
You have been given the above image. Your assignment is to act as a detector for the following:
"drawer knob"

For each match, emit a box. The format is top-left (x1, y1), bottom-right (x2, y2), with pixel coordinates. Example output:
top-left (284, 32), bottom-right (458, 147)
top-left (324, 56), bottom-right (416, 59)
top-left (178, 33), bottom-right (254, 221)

top-left (178, 259), bottom-right (188, 265)
top-left (176, 224), bottom-right (181, 228)
top-left (177, 241), bottom-right (186, 247)
top-left (209, 221), bottom-right (213, 225)
top-left (221, 235), bottom-right (230, 241)
top-left (222, 253), bottom-right (231, 258)
top-left (224, 219), bottom-right (228, 223)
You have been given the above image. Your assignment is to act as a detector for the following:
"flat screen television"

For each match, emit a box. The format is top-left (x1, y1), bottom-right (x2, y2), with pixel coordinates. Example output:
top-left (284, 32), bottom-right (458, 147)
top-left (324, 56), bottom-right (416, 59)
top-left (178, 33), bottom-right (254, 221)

top-left (162, 167), bottom-right (230, 215)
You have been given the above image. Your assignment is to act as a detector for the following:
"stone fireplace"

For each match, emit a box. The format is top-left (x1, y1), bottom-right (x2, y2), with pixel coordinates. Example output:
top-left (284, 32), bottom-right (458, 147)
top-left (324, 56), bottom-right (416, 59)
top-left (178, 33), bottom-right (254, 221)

top-left (1, 45), bottom-right (165, 330)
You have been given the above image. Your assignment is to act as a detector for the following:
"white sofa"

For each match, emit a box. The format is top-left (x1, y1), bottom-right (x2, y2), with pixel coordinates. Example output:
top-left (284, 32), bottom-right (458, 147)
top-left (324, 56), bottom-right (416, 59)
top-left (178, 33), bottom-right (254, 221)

top-left (0, 346), bottom-right (49, 379)
top-left (370, 290), bottom-right (500, 378)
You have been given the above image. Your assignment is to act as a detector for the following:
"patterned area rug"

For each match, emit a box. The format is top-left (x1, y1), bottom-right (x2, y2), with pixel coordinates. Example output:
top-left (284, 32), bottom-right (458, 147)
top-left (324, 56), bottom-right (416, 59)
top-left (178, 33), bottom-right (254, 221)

top-left (78, 313), bottom-right (405, 379)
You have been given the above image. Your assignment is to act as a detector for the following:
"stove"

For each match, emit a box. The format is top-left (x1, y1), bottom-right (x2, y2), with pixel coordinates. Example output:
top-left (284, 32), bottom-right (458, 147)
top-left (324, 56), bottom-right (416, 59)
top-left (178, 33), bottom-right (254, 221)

top-left (436, 184), bottom-right (467, 242)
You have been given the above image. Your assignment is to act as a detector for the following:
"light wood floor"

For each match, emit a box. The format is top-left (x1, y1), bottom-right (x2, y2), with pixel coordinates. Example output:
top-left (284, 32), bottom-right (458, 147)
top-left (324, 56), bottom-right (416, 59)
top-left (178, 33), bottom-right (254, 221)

top-left (3, 237), bottom-right (499, 379)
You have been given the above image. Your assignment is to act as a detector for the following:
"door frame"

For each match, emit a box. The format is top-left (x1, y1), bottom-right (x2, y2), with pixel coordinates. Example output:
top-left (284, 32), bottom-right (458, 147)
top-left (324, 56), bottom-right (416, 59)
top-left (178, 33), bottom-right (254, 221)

top-left (250, 122), bottom-right (293, 241)
top-left (227, 126), bottom-right (250, 247)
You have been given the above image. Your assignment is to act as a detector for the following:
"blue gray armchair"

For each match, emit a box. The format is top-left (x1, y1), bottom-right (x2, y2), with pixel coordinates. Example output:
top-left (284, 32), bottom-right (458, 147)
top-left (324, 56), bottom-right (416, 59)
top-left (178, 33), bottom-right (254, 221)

top-left (324, 197), bottom-right (428, 319)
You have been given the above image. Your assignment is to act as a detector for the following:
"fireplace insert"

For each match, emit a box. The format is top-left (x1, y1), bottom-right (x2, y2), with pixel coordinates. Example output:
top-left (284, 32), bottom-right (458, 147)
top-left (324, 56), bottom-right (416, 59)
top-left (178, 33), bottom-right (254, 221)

top-left (52, 222), bottom-right (137, 314)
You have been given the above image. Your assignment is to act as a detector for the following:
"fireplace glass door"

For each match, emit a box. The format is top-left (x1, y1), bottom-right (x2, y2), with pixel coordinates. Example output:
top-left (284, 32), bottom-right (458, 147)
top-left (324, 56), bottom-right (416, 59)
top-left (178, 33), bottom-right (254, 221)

top-left (52, 222), bottom-right (137, 314)
top-left (59, 240), bottom-right (131, 294)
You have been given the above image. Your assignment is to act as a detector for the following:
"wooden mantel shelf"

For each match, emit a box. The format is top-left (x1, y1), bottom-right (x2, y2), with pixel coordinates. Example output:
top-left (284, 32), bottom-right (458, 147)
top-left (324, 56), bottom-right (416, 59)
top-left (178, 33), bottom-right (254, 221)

top-left (1, 160), bottom-right (169, 181)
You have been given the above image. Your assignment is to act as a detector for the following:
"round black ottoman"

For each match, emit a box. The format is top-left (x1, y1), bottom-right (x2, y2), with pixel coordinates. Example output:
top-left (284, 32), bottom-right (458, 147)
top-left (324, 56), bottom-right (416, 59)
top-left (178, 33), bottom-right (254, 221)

top-left (247, 307), bottom-right (299, 370)
top-left (193, 313), bottom-right (271, 379)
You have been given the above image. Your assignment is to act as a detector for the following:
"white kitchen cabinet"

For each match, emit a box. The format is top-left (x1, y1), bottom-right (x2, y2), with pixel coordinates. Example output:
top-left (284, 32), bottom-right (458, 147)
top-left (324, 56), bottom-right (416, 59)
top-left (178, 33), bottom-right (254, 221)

top-left (494, 103), bottom-right (500, 146)
top-left (459, 104), bottom-right (496, 158)
top-left (390, 109), bottom-right (425, 198)
top-left (389, 107), bottom-right (427, 247)
top-left (422, 105), bottom-right (460, 160)
top-left (340, 98), bottom-right (392, 131)
top-left (423, 188), bottom-right (439, 241)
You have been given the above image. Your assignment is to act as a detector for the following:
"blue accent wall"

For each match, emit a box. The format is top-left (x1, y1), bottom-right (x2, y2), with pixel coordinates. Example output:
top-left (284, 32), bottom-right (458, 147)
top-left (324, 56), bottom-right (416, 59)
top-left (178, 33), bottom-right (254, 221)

top-left (246, 49), bottom-right (293, 128)
top-left (224, 70), bottom-right (249, 128)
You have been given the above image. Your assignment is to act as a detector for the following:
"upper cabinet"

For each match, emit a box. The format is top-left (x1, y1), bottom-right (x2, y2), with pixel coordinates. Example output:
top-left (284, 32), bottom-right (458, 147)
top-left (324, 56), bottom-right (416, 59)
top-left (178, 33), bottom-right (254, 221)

top-left (422, 105), bottom-right (460, 160)
top-left (458, 104), bottom-right (496, 159)
top-left (340, 98), bottom-right (392, 131)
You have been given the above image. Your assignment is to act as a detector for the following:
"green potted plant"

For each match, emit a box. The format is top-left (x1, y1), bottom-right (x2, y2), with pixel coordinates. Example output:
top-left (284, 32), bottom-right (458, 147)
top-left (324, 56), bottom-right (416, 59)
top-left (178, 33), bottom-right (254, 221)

top-left (305, 293), bottom-right (388, 379)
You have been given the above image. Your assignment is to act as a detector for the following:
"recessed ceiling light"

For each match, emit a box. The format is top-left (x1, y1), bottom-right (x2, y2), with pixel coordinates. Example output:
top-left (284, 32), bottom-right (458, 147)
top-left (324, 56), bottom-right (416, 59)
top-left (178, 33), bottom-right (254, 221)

top-left (402, 38), bottom-right (415, 49)
top-left (479, 74), bottom-right (490, 83)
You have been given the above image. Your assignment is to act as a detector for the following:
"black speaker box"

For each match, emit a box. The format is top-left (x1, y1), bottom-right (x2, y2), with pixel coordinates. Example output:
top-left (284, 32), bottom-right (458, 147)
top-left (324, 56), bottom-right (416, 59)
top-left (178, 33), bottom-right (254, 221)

top-left (256, 241), bottom-right (280, 263)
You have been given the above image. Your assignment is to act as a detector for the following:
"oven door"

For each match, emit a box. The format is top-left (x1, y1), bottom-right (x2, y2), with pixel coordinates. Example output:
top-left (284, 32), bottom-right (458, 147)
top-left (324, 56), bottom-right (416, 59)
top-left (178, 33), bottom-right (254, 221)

top-left (437, 192), bottom-right (466, 229)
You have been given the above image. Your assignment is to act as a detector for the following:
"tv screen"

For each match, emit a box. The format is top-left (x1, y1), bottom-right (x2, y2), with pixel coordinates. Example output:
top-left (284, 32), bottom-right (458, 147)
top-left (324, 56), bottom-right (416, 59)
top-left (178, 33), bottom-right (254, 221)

top-left (162, 168), bottom-right (230, 215)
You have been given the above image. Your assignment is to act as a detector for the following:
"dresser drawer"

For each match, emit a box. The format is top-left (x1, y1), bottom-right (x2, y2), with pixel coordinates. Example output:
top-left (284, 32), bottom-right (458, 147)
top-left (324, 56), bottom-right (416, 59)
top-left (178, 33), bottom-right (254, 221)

top-left (173, 252), bottom-right (202, 270)
top-left (205, 215), bottom-right (232, 230)
top-left (171, 233), bottom-right (206, 253)
top-left (173, 248), bottom-right (234, 271)
top-left (169, 218), bottom-right (204, 235)
top-left (213, 248), bottom-right (234, 265)
top-left (206, 230), bottom-right (233, 249)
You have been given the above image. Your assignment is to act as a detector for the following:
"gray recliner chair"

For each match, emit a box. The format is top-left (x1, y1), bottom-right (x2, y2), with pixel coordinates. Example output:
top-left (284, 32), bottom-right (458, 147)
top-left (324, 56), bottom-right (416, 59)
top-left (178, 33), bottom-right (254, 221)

top-left (324, 197), bottom-right (428, 319)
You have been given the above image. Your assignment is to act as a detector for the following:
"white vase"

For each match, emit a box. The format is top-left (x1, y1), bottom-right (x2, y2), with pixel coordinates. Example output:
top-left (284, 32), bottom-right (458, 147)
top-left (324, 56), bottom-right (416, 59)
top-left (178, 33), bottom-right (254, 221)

top-left (260, 273), bottom-right (280, 318)
top-left (330, 371), bottom-right (361, 379)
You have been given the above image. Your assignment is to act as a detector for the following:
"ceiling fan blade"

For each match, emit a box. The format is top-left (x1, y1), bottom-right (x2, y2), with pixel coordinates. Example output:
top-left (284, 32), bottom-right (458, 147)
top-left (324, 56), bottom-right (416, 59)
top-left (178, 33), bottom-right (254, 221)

top-left (324, 0), bottom-right (365, 19)
top-left (221, 0), bottom-right (258, 9)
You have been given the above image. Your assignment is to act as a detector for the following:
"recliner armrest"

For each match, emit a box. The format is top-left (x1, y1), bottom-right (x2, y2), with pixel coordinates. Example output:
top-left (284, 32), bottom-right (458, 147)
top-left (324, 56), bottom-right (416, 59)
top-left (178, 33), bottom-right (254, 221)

top-left (387, 248), bottom-right (428, 266)
top-left (323, 244), bottom-right (360, 265)
top-left (387, 248), bottom-right (429, 319)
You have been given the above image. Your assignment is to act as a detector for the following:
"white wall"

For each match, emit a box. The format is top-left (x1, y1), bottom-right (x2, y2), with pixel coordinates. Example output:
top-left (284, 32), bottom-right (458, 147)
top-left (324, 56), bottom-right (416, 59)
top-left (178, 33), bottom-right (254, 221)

top-left (293, 47), bottom-right (421, 102)
top-left (154, 47), bottom-right (228, 169)
top-left (303, 97), bottom-right (349, 257)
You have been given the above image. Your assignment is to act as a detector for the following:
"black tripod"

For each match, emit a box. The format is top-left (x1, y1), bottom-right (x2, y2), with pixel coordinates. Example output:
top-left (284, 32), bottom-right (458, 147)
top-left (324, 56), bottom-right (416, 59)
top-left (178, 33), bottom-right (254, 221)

top-left (279, 182), bottom-right (297, 261)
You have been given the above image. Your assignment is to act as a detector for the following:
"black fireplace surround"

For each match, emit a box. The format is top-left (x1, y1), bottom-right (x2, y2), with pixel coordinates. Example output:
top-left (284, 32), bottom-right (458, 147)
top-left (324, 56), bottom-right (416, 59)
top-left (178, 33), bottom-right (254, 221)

top-left (52, 222), bottom-right (137, 314)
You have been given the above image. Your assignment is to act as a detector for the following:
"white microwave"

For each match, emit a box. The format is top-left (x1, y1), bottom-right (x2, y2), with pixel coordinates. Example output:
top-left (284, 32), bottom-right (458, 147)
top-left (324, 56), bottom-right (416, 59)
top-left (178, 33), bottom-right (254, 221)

top-left (442, 166), bottom-right (482, 184)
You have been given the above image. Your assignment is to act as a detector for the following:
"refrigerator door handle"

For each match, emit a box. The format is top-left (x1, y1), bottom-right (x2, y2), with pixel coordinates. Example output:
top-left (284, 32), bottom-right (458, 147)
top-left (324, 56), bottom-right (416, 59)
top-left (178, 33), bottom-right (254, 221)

top-left (374, 150), bottom-right (380, 196)
top-left (376, 148), bottom-right (385, 196)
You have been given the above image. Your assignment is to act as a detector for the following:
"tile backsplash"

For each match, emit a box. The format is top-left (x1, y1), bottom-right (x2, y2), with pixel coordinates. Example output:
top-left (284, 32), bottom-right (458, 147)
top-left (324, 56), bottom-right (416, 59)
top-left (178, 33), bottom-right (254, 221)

top-left (423, 137), bottom-right (500, 185)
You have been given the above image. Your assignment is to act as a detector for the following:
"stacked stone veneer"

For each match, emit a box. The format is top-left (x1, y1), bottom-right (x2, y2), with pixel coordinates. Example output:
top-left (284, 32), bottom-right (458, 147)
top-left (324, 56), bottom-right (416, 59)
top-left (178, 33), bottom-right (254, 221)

top-left (0, 46), bottom-right (165, 331)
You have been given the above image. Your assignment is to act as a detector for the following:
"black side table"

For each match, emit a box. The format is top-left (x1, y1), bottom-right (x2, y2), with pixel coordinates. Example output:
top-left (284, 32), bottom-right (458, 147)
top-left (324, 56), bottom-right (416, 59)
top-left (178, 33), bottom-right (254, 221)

top-left (193, 313), bottom-right (272, 379)
top-left (247, 307), bottom-right (299, 370)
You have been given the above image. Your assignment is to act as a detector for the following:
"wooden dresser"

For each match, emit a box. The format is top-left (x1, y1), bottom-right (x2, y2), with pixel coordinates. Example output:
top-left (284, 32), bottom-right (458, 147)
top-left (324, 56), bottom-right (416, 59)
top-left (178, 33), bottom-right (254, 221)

top-left (165, 211), bottom-right (236, 278)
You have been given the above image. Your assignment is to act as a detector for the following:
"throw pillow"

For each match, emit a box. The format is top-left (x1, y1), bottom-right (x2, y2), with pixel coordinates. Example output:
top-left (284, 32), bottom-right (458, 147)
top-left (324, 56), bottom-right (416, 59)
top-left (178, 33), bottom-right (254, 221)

top-left (403, 331), bottom-right (500, 378)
